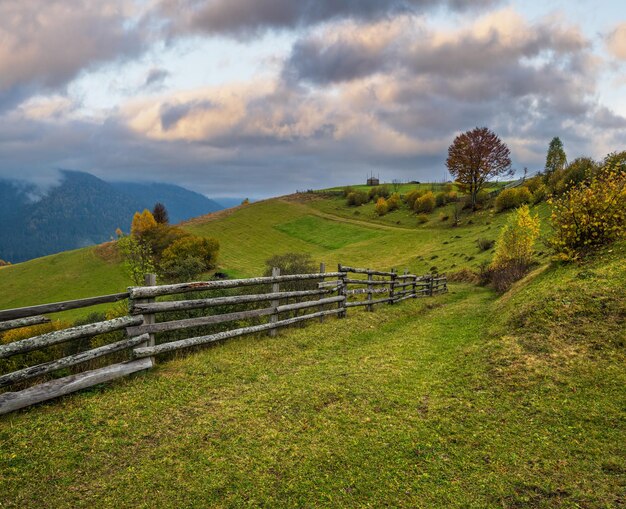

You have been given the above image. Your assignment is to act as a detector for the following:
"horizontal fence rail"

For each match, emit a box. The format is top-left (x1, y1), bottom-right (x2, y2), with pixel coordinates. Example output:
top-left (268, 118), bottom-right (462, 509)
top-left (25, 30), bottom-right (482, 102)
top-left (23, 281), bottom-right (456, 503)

top-left (0, 264), bottom-right (447, 415)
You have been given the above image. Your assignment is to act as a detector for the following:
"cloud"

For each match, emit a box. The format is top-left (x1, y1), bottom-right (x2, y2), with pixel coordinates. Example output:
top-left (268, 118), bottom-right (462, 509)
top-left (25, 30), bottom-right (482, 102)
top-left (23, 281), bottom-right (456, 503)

top-left (607, 22), bottom-right (626, 60)
top-left (144, 68), bottom-right (171, 88)
top-left (0, 0), bottom-right (146, 110)
top-left (159, 0), bottom-right (499, 37)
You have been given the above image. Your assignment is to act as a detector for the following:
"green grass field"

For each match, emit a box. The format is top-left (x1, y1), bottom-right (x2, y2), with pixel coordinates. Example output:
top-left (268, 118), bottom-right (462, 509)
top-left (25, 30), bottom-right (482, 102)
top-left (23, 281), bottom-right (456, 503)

top-left (1, 243), bottom-right (623, 507)
top-left (0, 185), bottom-right (624, 507)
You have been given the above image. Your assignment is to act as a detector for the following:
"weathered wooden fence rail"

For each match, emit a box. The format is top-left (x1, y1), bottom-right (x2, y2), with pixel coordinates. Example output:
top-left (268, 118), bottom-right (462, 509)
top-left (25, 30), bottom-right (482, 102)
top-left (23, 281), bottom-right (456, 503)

top-left (0, 265), bottom-right (447, 415)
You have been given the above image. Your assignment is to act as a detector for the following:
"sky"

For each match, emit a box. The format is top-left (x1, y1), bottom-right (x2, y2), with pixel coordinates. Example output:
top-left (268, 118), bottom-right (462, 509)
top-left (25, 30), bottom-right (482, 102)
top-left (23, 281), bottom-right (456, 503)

top-left (0, 0), bottom-right (625, 199)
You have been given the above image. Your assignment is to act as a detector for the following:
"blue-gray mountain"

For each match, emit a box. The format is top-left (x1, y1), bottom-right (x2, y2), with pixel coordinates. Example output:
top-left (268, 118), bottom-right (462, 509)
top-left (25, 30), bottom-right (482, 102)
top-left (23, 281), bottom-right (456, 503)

top-left (0, 171), bottom-right (224, 263)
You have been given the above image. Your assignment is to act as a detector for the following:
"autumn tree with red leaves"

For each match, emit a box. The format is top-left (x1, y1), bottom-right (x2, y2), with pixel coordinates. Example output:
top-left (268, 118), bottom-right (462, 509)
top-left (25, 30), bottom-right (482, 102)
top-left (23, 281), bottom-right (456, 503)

top-left (446, 127), bottom-right (512, 209)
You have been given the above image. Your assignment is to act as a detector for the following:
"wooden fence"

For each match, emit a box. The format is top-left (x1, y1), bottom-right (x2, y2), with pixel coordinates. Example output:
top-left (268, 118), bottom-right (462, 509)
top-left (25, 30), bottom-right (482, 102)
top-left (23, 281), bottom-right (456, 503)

top-left (0, 265), bottom-right (447, 415)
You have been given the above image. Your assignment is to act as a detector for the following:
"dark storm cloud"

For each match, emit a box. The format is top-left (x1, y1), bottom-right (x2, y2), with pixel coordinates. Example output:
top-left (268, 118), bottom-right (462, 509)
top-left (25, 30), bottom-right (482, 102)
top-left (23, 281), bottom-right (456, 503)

top-left (160, 0), bottom-right (499, 37)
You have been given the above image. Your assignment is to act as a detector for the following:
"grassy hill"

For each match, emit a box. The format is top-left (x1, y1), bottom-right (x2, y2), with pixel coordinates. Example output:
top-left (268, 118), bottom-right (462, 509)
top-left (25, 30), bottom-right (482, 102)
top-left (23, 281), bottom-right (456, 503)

top-left (0, 243), bottom-right (623, 507)
top-left (0, 184), bottom-right (624, 507)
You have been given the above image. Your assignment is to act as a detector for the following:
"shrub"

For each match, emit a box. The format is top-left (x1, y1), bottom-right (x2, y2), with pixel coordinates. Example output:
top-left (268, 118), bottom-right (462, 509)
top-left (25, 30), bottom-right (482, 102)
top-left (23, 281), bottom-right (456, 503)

top-left (264, 253), bottom-right (318, 292)
top-left (435, 192), bottom-right (447, 207)
top-left (489, 205), bottom-right (540, 293)
top-left (342, 186), bottom-right (353, 198)
top-left (495, 187), bottom-right (531, 212)
top-left (476, 238), bottom-right (495, 252)
top-left (368, 185), bottom-right (390, 201)
top-left (439, 213), bottom-right (449, 222)
top-left (387, 192), bottom-right (401, 211)
top-left (414, 191), bottom-right (435, 213)
top-left (474, 190), bottom-right (491, 208)
top-left (160, 235), bottom-right (219, 281)
top-left (405, 189), bottom-right (423, 209)
top-left (416, 213), bottom-right (429, 224)
top-left (375, 197), bottom-right (389, 216)
top-left (531, 184), bottom-right (547, 204)
top-left (549, 155), bottom-right (626, 256)
top-left (346, 191), bottom-right (368, 206)
top-left (130, 209), bottom-right (157, 238)
top-left (445, 191), bottom-right (459, 203)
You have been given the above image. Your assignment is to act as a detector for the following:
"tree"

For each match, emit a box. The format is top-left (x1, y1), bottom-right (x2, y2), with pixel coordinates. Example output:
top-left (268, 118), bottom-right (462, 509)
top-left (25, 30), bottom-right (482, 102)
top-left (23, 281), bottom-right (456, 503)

top-left (152, 202), bottom-right (169, 224)
top-left (544, 137), bottom-right (567, 185)
top-left (130, 209), bottom-right (157, 238)
top-left (446, 127), bottom-right (512, 209)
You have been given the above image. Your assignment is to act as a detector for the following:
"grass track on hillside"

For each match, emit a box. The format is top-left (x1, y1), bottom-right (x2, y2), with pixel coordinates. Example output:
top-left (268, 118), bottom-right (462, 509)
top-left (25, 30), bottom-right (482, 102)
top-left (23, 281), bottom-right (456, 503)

top-left (1, 264), bottom-right (624, 507)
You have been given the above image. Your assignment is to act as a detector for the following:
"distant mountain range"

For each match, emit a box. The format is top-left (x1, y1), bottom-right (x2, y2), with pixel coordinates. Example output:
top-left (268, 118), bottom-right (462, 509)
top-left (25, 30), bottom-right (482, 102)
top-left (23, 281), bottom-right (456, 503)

top-left (0, 171), bottom-right (228, 263)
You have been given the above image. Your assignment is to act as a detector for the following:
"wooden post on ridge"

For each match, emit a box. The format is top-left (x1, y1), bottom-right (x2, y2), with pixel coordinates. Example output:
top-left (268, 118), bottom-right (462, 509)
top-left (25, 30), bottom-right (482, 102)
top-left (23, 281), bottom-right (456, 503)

top-left (270, 267), bottom-right (280, 337)
top-left (367, 269), bottom-right (373, 312)
top-left (338, 264), bottom-right (347, 318)
top-left (319, 262), bottom-right (326, 323)
top-left (389, 269), bottom-right (397, 304)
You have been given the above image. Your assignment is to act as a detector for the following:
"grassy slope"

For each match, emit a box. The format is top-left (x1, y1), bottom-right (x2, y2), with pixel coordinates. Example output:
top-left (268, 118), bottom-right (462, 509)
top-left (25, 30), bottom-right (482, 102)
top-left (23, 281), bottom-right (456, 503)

top-left (1, 246), bottom-right (623, 507)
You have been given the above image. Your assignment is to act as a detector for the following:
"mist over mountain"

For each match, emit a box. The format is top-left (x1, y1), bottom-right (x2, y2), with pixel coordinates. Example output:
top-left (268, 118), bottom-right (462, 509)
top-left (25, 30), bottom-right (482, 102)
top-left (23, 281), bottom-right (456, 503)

top-left (0, 171), bottom-right (223, 263)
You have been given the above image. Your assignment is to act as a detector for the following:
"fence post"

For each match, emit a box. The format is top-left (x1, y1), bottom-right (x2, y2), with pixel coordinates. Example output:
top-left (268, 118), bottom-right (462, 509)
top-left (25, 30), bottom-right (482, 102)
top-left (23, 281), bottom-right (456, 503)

top-left (319, 262), bottom-right (326, 323)
top-left (139, 273), bottom-right (157, 361)
top-left (429, 274), bottom-right (434, 296)
top-left (338, 264), bottom-right (347, 318)
top-left (389, 269), bottom-right (397, 304)
top-left (412, 274), bottom-right (417, 298)
top-left (367, 269), bottom-right (373, 312)
top-left (270, 267), bottom-right (280, 337)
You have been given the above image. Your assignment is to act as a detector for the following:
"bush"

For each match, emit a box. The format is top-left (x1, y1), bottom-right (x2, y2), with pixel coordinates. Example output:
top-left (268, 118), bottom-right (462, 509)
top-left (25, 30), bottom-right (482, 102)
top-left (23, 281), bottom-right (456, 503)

top-left (342, 186), bottom-right (353, 198)
top-left (531, 184), bottom-right (547, 204)
top-left (414, 191), bottom-right (436, 213)
top-left (368, 185), bottom-right (391, 201)
top-left (495, 187), bottom-right (531, 212)
top-left (492, 205), bottom-right (540, 268)
top-left (160, 235), bottom-right (219, 281)
top-left (476, 238), bottom-right (495, 252)
top-left (416, 213), bottom-right (429, 224)
top-left (346, 191), bottom-right (368, 206)
top-left (264, 253), bottom-right (318, 292)
top-left (375, 197), bottom-right (389, 216)
top-left (404, 189), bottom-right (423, 209)
top-left (445, 191), bottom-right (459, 203)
top-left (435, 192), bottom-right (447, 207)
top-left (549, 155), bottom-right (625, 256)
top-left (474, 190), bottom-right (491, 208)
top-left (387, 192), bottom-right (401, 211)
top-left (439, 213), bottom-right (449, 222)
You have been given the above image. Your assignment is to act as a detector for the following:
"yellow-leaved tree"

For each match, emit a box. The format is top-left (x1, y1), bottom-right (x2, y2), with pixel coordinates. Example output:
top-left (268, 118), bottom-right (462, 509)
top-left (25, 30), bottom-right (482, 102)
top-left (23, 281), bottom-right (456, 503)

top-left (130, 209), bottom-right (157, 238)
top-left (489, 205), bottom-right (540, 291)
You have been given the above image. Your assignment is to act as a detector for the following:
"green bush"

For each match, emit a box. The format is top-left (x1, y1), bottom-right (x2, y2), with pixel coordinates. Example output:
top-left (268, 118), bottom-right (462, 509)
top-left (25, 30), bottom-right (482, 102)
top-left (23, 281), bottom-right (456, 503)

top-left (368, 185), bottom-right (390, 201)
top-left (435, 192), bottom-right (447, 207)
top-left (160, 235), bottom-right (219, 281)
top-left (416, 213), bottom-right (429, 224)
top-left (474, 190), bottom-right (491, 208)
top-left (387, 192), bottom-right (401, 211)
top-left (495, 187), bottom-right (531, 212)
top-left (414, 191), bottom-right (436, 213)
top-left (404, 189), bottom-right (424, 209)
top-left (549, 155), bottom-right (626, 257)
top-left (346, 191), bottom-right (368, 206)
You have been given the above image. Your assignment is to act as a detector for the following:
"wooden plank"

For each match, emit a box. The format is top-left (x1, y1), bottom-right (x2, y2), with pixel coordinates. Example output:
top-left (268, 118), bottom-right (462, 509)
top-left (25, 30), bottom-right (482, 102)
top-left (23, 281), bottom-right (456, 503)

top-left (128, 272), bottom-right (343, 299)
top-left (338, 264), bottom-right (347, 318)
top-left (129, 288), bottom-right (335, 315)
top-left (0, 293), bottom-right (130, 322)
top-left (344, 278), bottom-right (389, 285)
top-left (0, 315), bottom-right (143, 359)
top-left (395, 294), bottom-right (416, 303)
top-left (0, 358), bottom-right (153, 416)
top-left (345, 297), bottom-right (391, 308)
top-left (339, 266), bottom-right (395, 277)
top-left (127, 307), bottom-right (275, 336)
top-left (389, 269), bottom-right (397, 304)
top-left (0, 316), bottom-right (51, 333)
top-left (346, 288), bottom-right (388, 295)
top-left (138, 274), bottom-right (157, 360)
top-left (319, 262), bottom-right (326, 323)
top-left (0, 334), bottom-right (149, 387)
top-left (277, 296), bottom-right (344, 314)
top-left (367, 269), bottom-right (373, 312)
top-left (133, 308), bottom-right (343, 358)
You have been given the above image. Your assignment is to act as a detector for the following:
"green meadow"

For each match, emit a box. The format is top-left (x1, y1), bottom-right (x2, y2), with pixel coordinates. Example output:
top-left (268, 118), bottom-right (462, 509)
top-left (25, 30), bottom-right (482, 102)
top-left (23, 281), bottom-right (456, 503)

top-left (0, 187), bottom-right (624, 508)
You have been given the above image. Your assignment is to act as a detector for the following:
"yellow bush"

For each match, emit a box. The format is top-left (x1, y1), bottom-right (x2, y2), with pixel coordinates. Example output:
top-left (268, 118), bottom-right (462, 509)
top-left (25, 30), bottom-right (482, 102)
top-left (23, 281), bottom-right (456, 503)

top-left (549, 156), bottom-right (626, 255)
top-left (375, 197), bottom-right (389, 216)
top-left (387, 192), bottom-right (401, 211)
top-left (495, 187), bottom-right (531, 212)
top-left (414, 191), bottom-right (435, 213)
top-left (492, 205), bottom-right (540, 269)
